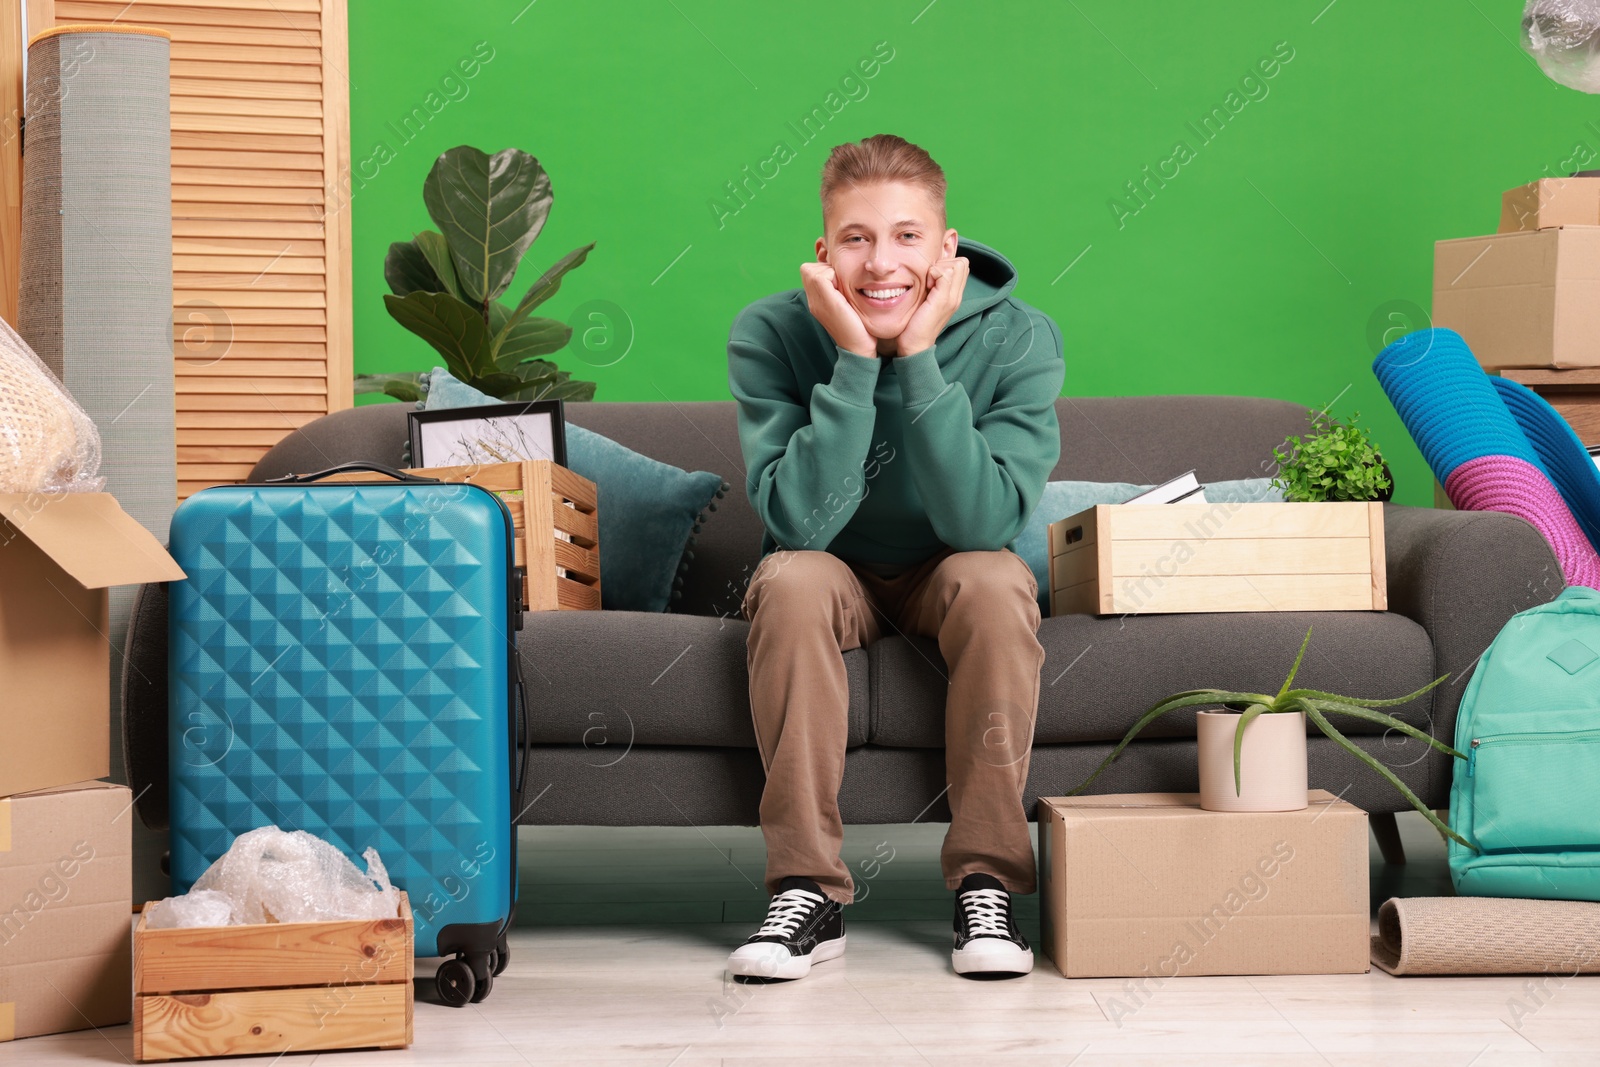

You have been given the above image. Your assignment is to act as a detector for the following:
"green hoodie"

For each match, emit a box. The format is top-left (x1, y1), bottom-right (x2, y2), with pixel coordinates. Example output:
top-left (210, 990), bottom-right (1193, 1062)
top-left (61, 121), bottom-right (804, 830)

top-left (727, 236), bottom-right (1065, 570)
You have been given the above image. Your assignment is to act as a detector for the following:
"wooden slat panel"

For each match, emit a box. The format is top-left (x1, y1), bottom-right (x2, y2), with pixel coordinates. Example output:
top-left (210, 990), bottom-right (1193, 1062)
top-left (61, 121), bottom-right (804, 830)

top-left (177, 410), bottom-right (319, 429)
top-left (135, 984), bottom-right (408, 1061)
top-left (180, 309), bottom-right (327, 328)
top-left (175, 183), bottom-right (324, 204)
top-left (175, 236), bottom-right (325, 256)
top-left (174, 166), bottom-right (323, 187)
top-left (170, 58), bottom-right (321, 81)
top-left (178, 429), bottom-right (298, 445)
top-left (177, 393), bottom-right (325, 411)
top-left (175, 358), bottom-right (327, 376)
top-left (177, 375), bottom-right (325, 394)
top-left (174, 254), bottom-right (324, 274)
top-left (172, 77), bottom-right (321, 100)
top-left (170, 41), bottom-right (321, 65)
top-left (79, 0), bottom-right (319, 13)
top-left (177, 462), bottom-right (260, 479)
top-left (173, 148), bottom-right (325, 171)
top-left (172, 95), bottom-right (321, 118)
top-left (175, 271), bottom-right (326, 290)
top-left (57, 1), bottom-right (320, 29)
top-left (1102, 574), bottom-right (1378, 614)
top-left (1106, 537), bottom-right (1374, 577)
top-left (173, 129), bottom-right (322, 151)
top-left (174, 219), bottom-right (326, 239)
top-left (176, 444), bottom-right (274, 462)
top-left (176, 343), bottom-right (324, 361)
top-left (1102, 501), bottom-right (1374, 541)
top-left (172, 112), bottom-right (322, 135)
top-left (174, 324), bottom-right (327, 342)
top-left (177, 288), bottom-right (325, 306)
top-left (174, 202), bottom-right (327, 223)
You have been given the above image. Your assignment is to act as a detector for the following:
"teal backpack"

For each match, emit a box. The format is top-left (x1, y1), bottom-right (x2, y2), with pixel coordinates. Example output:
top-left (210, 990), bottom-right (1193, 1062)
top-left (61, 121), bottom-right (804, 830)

top-left (1449, 585), bottom-right (1600, 900)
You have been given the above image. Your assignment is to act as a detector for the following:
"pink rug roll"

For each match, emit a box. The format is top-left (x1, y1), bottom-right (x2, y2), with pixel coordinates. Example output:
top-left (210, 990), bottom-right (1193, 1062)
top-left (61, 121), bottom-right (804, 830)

top-left (1444, 454), bottom-right (1600, 589)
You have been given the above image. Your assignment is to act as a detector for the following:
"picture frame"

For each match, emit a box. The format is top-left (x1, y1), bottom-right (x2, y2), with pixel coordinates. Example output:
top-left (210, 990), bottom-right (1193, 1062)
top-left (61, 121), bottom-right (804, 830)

top-left (408, 400), bottom-right (568, 470)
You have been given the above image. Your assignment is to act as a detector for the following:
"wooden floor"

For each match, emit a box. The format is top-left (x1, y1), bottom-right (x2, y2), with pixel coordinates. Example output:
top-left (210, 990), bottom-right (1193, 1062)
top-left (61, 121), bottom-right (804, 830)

top-left (17, 813), bottom-right (1600, 1065)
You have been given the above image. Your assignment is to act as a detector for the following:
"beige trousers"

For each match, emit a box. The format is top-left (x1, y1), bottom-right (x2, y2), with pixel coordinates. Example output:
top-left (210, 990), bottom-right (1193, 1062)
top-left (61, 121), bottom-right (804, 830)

top-left (740, 546), bottom-right (1045, 904)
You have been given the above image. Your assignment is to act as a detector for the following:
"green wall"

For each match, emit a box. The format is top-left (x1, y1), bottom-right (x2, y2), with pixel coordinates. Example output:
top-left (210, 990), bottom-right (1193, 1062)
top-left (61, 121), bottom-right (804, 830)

top-left (347, 0), bottom-right (1598, 506)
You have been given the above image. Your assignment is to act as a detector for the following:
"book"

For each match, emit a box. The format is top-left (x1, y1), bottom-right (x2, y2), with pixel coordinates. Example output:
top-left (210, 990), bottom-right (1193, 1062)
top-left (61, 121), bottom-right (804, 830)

top-left (1124, 470), bottom-right (1201, 505)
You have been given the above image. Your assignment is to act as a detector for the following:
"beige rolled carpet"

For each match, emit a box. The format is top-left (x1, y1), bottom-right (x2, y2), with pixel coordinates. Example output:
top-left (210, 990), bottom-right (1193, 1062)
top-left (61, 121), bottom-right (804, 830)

top-left (1373, 896), bottom-right (1600, 976)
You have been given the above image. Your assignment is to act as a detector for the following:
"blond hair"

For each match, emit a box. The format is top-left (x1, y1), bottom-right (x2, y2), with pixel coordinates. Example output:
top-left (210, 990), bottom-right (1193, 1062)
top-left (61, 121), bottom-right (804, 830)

top-left (819, 134), bottom-right (946, 230)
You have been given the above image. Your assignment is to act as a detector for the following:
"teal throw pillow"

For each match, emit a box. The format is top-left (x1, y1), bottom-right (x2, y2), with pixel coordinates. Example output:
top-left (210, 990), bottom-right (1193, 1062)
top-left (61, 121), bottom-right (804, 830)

top-left (416, 368), bottom-right (727, 613)
top-left (1021, 477), bottom-right (1285, 617)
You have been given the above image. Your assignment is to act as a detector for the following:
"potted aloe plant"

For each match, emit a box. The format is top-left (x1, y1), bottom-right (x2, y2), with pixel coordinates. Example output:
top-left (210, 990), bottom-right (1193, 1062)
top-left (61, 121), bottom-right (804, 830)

top-left (355, 145), bottom-right (599, 404)
top-left (1069, 627), bottom-right (1473, 848)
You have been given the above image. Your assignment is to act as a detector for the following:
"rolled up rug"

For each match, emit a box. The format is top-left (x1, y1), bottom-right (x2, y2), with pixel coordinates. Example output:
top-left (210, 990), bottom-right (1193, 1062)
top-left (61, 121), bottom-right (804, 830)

top-left (1445, 455), bottom-right (1600, 588)
top-left (1489, 375), bottom-right (1600, 556)
top-left (1373, 896), bottom-right (1600, 976)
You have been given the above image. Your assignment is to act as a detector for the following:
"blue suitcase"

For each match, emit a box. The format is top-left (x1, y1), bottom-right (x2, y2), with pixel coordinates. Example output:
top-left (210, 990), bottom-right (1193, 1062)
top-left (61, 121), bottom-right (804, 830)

top-left (166, 462), bottom-right (528, 1006)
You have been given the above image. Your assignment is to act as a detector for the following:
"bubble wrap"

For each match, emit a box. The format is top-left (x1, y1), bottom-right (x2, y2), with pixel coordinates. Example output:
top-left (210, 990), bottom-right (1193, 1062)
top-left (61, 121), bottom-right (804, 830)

top-left (150, 826), bottom-right (401, 927)
top-left (1524, 0), bottom-right (1600, 93)
top-left (0, 313), bottom-right (102, 493)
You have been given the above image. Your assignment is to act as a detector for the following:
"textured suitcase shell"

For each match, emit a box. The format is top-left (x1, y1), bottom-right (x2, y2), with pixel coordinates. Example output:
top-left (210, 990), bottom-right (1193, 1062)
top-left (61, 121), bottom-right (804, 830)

top-left (167, 480), bottom-right (518, 959)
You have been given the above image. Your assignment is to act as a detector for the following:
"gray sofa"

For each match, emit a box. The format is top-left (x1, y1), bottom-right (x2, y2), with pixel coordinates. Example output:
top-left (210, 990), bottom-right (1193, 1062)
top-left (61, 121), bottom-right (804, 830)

top-left (125, 394), bottom-right (1561, 849)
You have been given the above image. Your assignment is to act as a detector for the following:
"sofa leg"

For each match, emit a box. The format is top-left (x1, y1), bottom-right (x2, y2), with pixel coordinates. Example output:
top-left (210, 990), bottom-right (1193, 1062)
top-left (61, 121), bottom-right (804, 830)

top-left (1371, 812), bottom-right (1406, 866)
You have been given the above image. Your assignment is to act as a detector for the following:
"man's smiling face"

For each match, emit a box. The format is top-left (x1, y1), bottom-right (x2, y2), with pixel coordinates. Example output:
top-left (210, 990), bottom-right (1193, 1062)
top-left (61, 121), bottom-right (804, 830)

top-left (816, 181), bottom-right (957, 346)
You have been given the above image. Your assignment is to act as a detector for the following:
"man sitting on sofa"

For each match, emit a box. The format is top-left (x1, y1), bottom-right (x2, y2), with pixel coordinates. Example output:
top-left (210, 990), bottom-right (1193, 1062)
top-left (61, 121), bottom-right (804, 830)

top-left (725, 133), bottom-right (1066, 980)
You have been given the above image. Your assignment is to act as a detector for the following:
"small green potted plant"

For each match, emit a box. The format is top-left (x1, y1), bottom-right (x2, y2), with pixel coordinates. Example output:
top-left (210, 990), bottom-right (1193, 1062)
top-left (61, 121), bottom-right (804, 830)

top-left (1271, 409), bottom-right (1392, 502)
top-left (1069, 627), bottom-right (1474, 849)
top-left (355, 145), bottom-right (599, 404)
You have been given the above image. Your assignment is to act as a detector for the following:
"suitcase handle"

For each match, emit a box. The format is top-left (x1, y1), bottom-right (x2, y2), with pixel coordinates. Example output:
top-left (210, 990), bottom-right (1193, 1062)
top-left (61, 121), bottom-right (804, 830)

top-left (262, 462), bottom-right (442, 485)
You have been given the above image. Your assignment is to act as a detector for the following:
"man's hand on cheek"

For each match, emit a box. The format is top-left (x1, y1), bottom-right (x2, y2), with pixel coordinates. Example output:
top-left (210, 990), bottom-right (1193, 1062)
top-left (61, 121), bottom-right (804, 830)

top-left (897, 256), bottom-right (968, 358)
top-left (801, 262), bottom-right (877, 357)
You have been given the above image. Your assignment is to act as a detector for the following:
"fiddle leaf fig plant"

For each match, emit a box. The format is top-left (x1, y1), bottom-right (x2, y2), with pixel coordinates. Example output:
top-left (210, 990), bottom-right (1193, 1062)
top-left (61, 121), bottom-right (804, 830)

top-left (1271, 409), bottom-right (1391, 502)
top-left (355, 145), bottom-right (599, 404)
top-left (1068, 627), bottom-right (1472, 849)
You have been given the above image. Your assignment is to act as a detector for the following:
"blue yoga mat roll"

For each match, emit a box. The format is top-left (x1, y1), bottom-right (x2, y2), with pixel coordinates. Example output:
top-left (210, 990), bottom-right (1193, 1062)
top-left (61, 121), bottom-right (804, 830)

top-left (1489, 375), bottom-right (1600, 555)
top-left (1372, 328), bottom-right (1544, 483)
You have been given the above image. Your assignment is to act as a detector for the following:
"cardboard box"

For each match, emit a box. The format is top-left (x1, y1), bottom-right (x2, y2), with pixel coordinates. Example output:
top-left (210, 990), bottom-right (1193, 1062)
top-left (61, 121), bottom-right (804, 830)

top-left (0, 780), bottom-right (133, 1042)
top-left (1047, 501), bottom-right (1386, 616)
top-left (134, 892), bottom-right (413, 1061)
top-left (0, 492), bottom-right (184, 798)
top-left (1499, 178), bottom-right (1600, 233)
top-left (1432, 226), bottom-right (1600, 369)
top-left (1036, 791), bottom-right (1369, 979)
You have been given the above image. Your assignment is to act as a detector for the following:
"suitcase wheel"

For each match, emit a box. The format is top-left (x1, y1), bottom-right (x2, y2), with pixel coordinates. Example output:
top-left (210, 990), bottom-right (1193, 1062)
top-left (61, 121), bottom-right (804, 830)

top-left (436, 957), bottom-right (476, 1008)
top-left (491, 931), bottom-right (510, 977)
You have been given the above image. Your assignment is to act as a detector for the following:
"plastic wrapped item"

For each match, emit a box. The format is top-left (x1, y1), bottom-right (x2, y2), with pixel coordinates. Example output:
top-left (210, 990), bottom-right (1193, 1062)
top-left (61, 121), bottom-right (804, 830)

top-left (1524, 0), bottom-right (1600, 93)
top-left (0, 314), bottom-right (102, 494)
top-left (147, 826), bottom-right (401, 928)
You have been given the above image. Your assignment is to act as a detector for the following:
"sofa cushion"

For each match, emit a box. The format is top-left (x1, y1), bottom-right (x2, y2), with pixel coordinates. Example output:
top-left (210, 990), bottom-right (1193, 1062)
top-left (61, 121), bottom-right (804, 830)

top-left (519, 610), bottom-right (869, 748)
top-left (413, 367), bottom-right (729, 613)
top-left (868, 609), bottom-right (1437, 747)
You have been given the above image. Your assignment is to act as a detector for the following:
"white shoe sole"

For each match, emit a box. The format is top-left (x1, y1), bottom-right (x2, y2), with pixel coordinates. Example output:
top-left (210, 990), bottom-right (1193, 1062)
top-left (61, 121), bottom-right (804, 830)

top-left (727, 934), bottom-right (846, 980)
top-left (952, 936), bottom-right (1034, 976)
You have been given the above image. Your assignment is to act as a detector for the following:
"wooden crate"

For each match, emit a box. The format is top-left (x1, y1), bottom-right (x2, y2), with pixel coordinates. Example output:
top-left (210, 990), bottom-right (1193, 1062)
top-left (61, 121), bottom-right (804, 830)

top-left (133, 893), bottom-right (413, 1063)
top-left (324, 459), bottom-right (601, 612)
top-left (1048, 501), bottom-right (1386, 616)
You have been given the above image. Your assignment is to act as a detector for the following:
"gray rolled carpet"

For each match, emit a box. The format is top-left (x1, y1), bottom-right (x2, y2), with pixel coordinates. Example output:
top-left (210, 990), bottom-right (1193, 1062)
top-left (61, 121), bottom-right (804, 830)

top-left (1373, 896), bottom-right (1600, 975)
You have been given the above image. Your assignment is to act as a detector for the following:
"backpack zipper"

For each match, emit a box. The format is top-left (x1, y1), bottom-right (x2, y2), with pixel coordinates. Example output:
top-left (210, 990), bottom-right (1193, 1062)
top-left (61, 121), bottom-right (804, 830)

top-left (1467, 738), bottom-right (1479, 778)
top-left (1466, 729), bottom-right (1600, 778)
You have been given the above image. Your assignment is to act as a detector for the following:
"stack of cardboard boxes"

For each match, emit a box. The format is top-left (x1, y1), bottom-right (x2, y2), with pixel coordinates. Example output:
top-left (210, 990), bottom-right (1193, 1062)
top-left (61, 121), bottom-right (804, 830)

top-left (0, 492), bottom-right (182, 1043)
top-left (1433, 175), bottom-right (1600, 444)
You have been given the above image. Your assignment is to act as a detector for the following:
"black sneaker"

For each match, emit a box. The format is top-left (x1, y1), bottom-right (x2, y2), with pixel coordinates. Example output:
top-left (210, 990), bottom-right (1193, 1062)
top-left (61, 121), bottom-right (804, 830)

top-left (952, 873), bottom-right (1034, 976)
top-left (727, 876), bottom-right (846, 980)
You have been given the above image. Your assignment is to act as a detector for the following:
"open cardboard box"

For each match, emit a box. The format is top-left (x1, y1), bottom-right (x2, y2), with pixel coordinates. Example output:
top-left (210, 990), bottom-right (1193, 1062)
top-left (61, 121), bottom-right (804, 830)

top-left (0, 492), bottom-right (184, 798)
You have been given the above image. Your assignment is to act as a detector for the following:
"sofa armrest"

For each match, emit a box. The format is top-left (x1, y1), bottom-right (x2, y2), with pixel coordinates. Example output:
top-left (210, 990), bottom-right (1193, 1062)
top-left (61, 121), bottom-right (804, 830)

top-left (1382, 503), bottom-right (1562, 801)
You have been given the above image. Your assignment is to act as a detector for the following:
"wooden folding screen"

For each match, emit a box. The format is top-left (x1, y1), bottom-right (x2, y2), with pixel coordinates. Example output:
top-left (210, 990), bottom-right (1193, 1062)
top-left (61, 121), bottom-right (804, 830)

top-left (11, 0), bottom-right (352, 498)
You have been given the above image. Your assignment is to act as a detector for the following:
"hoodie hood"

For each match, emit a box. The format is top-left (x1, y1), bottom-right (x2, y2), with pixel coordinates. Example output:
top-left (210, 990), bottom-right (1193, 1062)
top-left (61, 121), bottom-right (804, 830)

top-left (951, 236), bottom-right (1018, 325)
